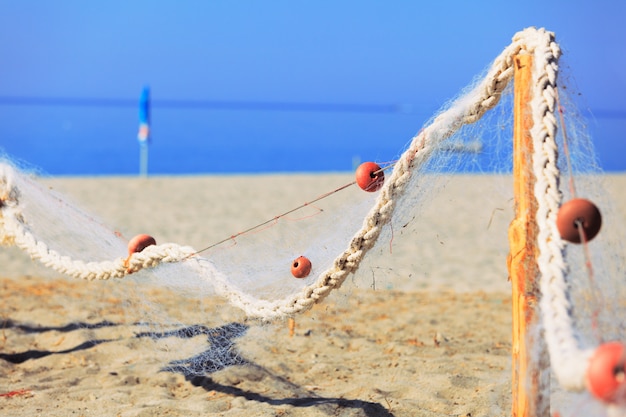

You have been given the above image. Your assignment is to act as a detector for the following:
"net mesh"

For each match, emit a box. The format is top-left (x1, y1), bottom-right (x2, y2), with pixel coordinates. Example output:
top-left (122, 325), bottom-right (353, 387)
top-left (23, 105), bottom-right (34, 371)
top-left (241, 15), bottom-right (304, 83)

top-left (1, 27), bottom-right (625, 415)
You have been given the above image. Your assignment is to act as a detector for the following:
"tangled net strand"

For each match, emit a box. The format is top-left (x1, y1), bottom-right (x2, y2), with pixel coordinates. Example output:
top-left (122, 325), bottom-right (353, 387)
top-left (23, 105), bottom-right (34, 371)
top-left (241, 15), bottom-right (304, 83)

top-left (0, 27), bottom-right (594, 392)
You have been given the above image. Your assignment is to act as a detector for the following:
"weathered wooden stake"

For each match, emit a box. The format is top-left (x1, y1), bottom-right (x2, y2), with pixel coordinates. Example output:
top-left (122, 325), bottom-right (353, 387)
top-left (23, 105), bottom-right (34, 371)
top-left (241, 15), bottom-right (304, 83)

top-left (508, 53), bottom-right (550, 417)
top-left (288, 317), bottom-right (296, 337)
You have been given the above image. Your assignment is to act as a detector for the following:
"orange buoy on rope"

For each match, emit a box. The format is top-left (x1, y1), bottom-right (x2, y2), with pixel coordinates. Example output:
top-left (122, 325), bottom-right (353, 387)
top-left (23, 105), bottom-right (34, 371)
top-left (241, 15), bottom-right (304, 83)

top-left (556, 198), bottom-right (602, 243)
top-left (355, 162), bottom-right (384, 192)
top-left (291, 255), bottom-right (312, 278)
top-left (128, 234), bottom-right (157, 255)
top-left (586, 342), bottom-right (626, 403)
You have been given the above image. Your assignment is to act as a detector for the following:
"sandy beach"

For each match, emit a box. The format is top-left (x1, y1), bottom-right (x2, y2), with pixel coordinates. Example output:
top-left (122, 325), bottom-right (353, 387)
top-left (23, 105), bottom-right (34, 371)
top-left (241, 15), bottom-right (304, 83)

top-left (1, 173), bottom-right (625, 416)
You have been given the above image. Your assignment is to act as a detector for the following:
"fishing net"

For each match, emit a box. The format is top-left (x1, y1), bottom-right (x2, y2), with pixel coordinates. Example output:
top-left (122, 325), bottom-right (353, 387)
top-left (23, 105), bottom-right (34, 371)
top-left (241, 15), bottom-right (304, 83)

top-left (1, 27), bottom-right (625, 415)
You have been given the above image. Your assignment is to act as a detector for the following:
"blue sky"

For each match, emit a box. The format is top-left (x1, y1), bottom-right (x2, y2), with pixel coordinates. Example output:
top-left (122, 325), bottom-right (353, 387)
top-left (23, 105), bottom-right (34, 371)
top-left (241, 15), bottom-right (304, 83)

top-left (0, 1), bottom-right (624, 174)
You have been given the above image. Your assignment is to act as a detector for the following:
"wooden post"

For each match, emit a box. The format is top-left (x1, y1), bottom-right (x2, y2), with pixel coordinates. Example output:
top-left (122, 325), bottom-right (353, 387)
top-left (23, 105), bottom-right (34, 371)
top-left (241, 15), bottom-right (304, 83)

top-left (288, 317), bottom-right (296, 337)
top-left (508, 53), bottom-right (550, 417)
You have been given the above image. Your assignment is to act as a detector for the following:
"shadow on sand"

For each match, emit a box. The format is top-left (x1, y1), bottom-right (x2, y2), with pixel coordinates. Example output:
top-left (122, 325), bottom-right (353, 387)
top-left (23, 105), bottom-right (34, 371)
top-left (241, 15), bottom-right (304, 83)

top-left (0, 319), bottom-right (394, 416)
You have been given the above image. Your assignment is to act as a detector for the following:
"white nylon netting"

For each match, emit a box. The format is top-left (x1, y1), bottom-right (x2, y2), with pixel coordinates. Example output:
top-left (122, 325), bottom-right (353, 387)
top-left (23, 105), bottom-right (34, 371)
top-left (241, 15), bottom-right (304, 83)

top-left (1, 27), bottom-right (625, 414)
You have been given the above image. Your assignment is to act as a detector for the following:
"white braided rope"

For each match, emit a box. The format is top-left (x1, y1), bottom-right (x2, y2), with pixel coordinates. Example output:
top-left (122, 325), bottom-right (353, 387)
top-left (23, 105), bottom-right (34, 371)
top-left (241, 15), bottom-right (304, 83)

top-left (529, 36), bottom-right (594, 390)
top-left (3, 209), bottom-right (196, 280)
top-left (0, 27), bottom-right (591, 390)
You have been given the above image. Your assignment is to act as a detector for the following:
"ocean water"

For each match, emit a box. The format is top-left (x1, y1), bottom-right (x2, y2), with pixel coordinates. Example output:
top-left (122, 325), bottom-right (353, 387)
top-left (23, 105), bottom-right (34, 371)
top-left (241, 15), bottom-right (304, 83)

top-left (0, 104), bottom-right (621, 176)
top-left (0, 105), bottom-right (423, 176)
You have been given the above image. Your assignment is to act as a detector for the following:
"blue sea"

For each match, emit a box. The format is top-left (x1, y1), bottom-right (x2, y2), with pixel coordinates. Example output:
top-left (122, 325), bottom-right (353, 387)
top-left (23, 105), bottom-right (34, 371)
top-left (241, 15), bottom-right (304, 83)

top-left (0, 104), bottom-right (622, 175)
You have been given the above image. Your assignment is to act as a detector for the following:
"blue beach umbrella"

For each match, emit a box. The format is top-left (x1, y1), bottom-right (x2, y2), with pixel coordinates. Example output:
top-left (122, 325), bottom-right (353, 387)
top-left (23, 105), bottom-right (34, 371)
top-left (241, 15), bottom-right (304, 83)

top-left (138, 86), bottom-right (150, 143)
top-left (137, 86), bottom-right (150, 176)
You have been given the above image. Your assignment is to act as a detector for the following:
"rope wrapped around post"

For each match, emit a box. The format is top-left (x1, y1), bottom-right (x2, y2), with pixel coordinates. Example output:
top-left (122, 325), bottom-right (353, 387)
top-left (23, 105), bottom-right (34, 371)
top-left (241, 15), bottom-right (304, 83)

top-left (0, 28), bottom-right (594, 393)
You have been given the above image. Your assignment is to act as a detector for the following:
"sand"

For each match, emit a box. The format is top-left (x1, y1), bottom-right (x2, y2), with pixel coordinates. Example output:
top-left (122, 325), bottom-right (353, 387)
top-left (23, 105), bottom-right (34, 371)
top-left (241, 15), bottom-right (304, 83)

top-left (1, 173), bottom-right (625, 416)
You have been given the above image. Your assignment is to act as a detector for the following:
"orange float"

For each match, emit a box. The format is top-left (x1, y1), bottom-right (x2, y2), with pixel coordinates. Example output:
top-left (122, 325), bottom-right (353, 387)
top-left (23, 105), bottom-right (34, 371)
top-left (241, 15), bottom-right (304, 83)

top-left (355, 162), bottom-right (384, 192)
top-left (586, 342), bottom-right (626, 403)
top-left (556, 198), bottom-right (602, 243)
top-left (127, 234), bottom-right (157, 255)
top-left (291, 256), bottom-right (312, 279)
